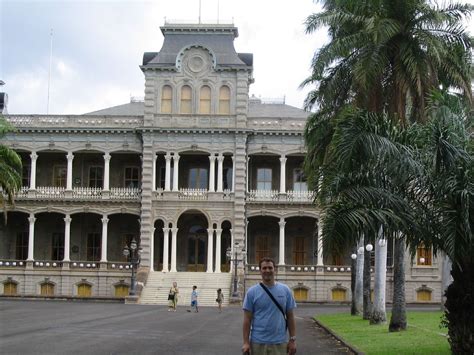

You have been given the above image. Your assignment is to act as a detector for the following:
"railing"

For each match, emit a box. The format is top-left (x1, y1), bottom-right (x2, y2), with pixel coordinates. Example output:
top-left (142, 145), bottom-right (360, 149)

top-left (246, 264), bottom-right (352, 272)
top-left (6, 115), bottom-right (144, 128)
top-left (36, 186), bottom-right (66, 199)
top-left (246, 190), bottom-right (315, 203)
top-left (110, 187), bottom-right (141, 200)
top-left (178, 188), bottom-right (208, 200)
top-left (73, 187), bottom-right (102, 199)
top-left (0, 260), bottom-right (27, 268)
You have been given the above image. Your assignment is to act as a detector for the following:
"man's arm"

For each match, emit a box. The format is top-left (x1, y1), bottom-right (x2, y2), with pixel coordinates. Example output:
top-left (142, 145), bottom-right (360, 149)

top-left (242, 310), bottom-right (252, 354)
top-left (287, 309), bottom-right (297, 355)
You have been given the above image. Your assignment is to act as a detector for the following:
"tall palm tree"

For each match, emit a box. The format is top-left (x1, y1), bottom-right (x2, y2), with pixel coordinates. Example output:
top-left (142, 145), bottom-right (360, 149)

top-left (0, 115), bottom-right (22, 216)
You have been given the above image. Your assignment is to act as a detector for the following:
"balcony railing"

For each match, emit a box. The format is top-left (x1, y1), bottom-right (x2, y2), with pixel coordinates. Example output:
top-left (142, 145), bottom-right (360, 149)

top-left (247, 190), bottom-right (315, 203)
top-left (178, 188), bottom-right (208, 200)
top-left (12, 186), bottom-right (141, 201)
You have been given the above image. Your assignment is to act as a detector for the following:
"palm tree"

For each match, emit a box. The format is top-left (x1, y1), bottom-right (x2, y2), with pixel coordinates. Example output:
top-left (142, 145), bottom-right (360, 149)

top-left (0, 115), bottom-right (22, 215)
top-left (303, 0), bottom-right (472, 332)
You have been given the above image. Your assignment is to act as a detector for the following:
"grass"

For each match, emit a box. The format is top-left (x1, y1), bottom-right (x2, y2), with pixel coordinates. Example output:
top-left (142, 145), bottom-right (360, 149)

top-left (315, 311), bottom-right (450, 355)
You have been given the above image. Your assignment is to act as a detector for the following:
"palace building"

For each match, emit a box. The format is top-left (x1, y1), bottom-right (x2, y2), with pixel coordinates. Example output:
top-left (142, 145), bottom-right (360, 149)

top-left (0, 23), bottom-right (444, 304)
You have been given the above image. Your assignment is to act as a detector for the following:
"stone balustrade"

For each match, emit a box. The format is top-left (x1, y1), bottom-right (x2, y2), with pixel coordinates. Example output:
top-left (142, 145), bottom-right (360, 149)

top-left (6, 115), bottom-right (143, 128)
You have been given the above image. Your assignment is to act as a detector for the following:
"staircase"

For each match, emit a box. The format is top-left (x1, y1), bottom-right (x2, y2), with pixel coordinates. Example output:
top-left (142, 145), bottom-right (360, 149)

top-left (140, 271), bottom-right (233, 306)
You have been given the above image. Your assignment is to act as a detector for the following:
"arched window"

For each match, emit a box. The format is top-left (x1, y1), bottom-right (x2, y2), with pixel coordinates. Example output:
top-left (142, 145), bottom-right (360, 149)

top-left (293, 288), bottom-right (308, 302)
top-left (161, 85), bottom-right (172, 113)
top-left (40, 282), bottom-right (55, 296)
top-left (180, 85), bottom-right (192, 114)
top-left (417, 289), bottom-right (432, 301)
top-left (77, 283), bottom-right (92, 297)
top-left (218, 85), bottom-right (230, 114)
top-left (416, 243), bottom-right (432, 265)
top-left (115, 284), bottom-right (129, 297)
top-left (199, 85), bottom-right (211, 114)
top-left (3, 281), bottom-right (17, 295)
top-left (331, 288), bottom-right (346, 301)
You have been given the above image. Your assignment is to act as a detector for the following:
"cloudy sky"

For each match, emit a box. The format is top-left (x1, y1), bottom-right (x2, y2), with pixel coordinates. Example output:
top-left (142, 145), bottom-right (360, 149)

top-left (1, 0), bottom-right (327, 114)
top-left (1, 0), bottom-right (473, 115)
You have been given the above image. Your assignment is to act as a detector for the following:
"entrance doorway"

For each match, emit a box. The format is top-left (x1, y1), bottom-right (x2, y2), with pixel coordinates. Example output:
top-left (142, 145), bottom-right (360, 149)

top-left (187, 227), bottom-right (207, 271)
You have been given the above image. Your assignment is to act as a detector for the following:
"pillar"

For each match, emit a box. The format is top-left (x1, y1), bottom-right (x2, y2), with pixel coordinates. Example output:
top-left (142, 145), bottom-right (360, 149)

top-left (207, 228), bottom-right (214, 273)
top-left (172, 154), bottom-right (180, 192)
top-left (165, 153), bottom-right (171, 191)
top-left (217, 154), bottom-right (224, 192)
top-left (279, 155), bottom-right (287, 193)
top-left (103, 153), bottom-right (111, 191)
top-left (66, 152), bottom-right (74, 190)
top-left (63, 215), bottom-right (72, 262)
top-left (317, 221), bottom-right (324, 266)
top-left (209, 154), bottom-right (216, 192)
top-left (100, 216), bottom-right (109, 262)
top-left (152, 153), bottom-right (157, 191)
top-left (27, 214), bottom-right (36, 261)
top-left (29, 152), bottom-right (38, 190)
top-left (278, 218), bottom-right (286, 265)
top-left (162, 227), bottom-right (170, 272)
top-left (215, 228), bottom-right (222, 272)
top-left (170, 227), bottom-right (178, 272)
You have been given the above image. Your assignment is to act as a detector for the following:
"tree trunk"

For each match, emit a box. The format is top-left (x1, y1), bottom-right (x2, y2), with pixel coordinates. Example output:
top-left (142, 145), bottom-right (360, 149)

top-left (441, 254), bottom-right (452, 311)
top-left (354, 237), bottom-right (364, 315)
top-left (389, 234), bottom-right (407, 331)
top-left (370, 226), bottom-right (387, 324)
top-left (363, 233), bottom-right (372, 320)
top-left (444, 255), bottom-right (474, 353)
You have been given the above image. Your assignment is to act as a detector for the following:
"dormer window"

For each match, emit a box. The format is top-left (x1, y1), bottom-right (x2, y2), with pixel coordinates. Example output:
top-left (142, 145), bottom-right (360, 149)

top-left (180, 85), bottom-right (192, 114)
top-left (199, 85), bottom-right (211, 114)
top-left (161, 85), bottom-right (172, 113)
top-left (219, 85), bottom-right (230, 114)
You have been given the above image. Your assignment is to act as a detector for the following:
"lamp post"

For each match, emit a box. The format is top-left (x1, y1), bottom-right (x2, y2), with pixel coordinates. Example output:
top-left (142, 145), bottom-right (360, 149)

top-left (123, 238), bottom-right (142, 296)
top-left (226, 242), bottom-right (246, 299)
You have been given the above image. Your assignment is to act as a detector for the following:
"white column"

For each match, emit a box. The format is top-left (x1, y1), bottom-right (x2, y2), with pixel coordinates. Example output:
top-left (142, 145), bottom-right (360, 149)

top-left (207, 228), bottom-right (214, 273)
top-left (100, 216), bottom-right (109, 262)
top-left (103, 153), bottom-right (111, 191)
top-left (208, 154), bottom-right (216, 192)
top-left (246, 156), bottom-right (250, 192)
top-left (278, 218), bottom-right (286, 265)
top-left (63, 215), bottom-right (72, 262)
top-left (165, 153), bottom-right (171, 191)
top-left (150, 227), bottom-right (155, 271)
top-left (229, 229), bottom-right (234, 272)
top-left (170, 227), bottom-right (178, 272)
top-left (172, 154), bottom-right (180, 192)
top-left (317, 221), bottom-right (324, 266)
top-left (27, 214), bottom-right (36, 261)
top-left (66, 152), bottom-right (74, 190)
top-left (279, 155), bottom-right (287, 193)
top-left (217, 154), bottom-right (224, 192)
top-left (152, 153), bottom-right (157, 191)
top-left (29, 152), bottom-right (38, 190)
top-left (162, 227), bottom-right (170, 272)
top-left (231, 155), bottom-right (235, 192)
top-left (215, 228), bottom-right (222, 273)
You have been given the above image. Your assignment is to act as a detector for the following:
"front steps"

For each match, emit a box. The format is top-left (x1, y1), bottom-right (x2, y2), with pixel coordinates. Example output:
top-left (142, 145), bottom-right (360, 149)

top-left (140, 271), bottom-right (233, 306)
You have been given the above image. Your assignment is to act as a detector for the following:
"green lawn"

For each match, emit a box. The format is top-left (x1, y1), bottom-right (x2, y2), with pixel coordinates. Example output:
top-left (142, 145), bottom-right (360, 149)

top-left (315, 311), bottom-right (449, 355)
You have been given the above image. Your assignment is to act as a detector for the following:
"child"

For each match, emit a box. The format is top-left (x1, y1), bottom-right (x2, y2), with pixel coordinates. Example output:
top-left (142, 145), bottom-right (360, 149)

top-left (191, 285), bottom-right (199, 313)
top-left (216, 288), bottom-right (224, 313)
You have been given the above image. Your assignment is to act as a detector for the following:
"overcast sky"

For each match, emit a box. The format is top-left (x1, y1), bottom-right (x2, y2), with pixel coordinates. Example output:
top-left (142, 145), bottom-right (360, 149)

top-left (0, 0), bottom-right (327, 114)
top-left (1, 0), bottom-right (473, 115)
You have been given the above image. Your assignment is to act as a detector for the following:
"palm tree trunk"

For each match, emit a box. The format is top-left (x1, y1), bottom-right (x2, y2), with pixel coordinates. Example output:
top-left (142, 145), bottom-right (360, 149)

top-left (363, 232), bottom-right (372, 320)
top-left (389, 234), bottom-right (407, 332)
top-left (370, 226), bottom-right (387, 324)
top-left (444, 255), bottom-right (474, 353)
top-left (351, 248), bottom-right (357, 315)
top-left (355, 237), bottom-right (364, 315)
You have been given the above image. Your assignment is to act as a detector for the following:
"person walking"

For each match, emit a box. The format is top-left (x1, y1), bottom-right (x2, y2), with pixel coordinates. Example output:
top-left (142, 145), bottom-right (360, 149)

top-left (168, 282), bottom-right (179, 312)
top-left (242, 257), bottom-right (297, 355)
top-left (216, 288), bottom-right (224, 313)
top-left (191, 285), bottom-right (199, 313)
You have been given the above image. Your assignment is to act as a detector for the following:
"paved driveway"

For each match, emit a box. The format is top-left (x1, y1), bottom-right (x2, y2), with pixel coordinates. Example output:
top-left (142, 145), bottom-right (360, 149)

top-left (0, 300), bottom-right (352, 354)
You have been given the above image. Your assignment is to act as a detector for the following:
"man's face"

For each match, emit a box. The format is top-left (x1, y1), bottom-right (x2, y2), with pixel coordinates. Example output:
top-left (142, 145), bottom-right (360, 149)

top-left (260, 261), bottom-right (275, 283)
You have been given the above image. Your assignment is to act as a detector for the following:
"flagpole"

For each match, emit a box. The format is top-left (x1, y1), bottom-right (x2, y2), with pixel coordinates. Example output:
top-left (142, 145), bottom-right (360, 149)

top-left (47, 28), bottom-right (53, 114)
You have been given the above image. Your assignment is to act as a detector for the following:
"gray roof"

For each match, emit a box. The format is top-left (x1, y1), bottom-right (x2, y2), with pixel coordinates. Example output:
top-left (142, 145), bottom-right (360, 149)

top-left (142, 24), bottom-right (252, 70)
top-left (84, 100), bottom-right (308, 120)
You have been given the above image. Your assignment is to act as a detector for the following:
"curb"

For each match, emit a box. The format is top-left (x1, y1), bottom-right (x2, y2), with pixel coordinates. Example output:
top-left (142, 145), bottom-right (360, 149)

top-left (313, 318), bottom-right (364, 355)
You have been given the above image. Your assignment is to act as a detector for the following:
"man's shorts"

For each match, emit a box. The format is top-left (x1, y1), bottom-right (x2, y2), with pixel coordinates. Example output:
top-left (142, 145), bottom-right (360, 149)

top-left (251, 342), bottom-right (287, 355)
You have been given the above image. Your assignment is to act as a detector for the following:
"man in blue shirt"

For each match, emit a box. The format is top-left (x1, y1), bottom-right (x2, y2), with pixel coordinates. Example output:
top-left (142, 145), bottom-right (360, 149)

top-left (242, 257), bottom-right (297, 355)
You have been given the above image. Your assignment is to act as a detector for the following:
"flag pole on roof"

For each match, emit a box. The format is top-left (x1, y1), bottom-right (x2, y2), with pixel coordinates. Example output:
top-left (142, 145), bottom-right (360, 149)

top-left (47, 28), bottom-right (53, 114)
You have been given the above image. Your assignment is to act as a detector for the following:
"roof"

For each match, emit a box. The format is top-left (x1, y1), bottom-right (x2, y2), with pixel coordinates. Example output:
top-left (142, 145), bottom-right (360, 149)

top-left (84, 100), bottom-right (308, 120)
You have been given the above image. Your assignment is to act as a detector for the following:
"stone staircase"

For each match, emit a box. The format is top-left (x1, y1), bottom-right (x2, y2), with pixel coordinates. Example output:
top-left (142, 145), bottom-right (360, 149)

top-left (140, 271), bottom-right (233, 306)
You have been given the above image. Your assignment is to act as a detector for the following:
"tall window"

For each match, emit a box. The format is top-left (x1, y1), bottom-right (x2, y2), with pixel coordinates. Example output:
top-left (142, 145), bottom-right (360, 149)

top-left (199, 85), bottom-right (211, 114)
top-left (223, 167), bottom-right (233, 190)
top-left (188, 168), bottom-right (208, 189)
top-left (124, 167), bottom-right (140, 188)
top-left (87, 233), bottom-right (101, 261)
top-left (22, 164), bottom-right (30, 187)
top-left (89, 166), bottom-right (103, 188)
top-left (161, 85), bottom-right (172, 113)
top-left (16, 232), bottom-right (28, 260)
top-left (180, 85), bottom-right (192, 114)
top-left (293, 168), bottom-right (307, 191)
top-left (53, 165), bottom-right (67, 187)
top-left (52, 233), bottom-right (64, 261)
top-left (257, 168), bottom-right (272, 190)
top-left (159, 167), bottom-right (166, 189)
top-left (417, 243), bottom-right (432, 265)
top-left (218, 85), bottom-right (230, 114)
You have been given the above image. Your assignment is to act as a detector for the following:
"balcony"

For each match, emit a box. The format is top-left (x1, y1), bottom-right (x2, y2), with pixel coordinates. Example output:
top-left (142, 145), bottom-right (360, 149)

top-left (12, 187), bottom-right (141, 201)
top-left (153, 188), bottom-right (233, 201)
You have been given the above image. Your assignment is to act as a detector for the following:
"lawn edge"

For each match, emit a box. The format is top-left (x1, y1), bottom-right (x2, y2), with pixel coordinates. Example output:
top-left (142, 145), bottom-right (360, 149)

top-left (313, 317), bottom-right (364, 355)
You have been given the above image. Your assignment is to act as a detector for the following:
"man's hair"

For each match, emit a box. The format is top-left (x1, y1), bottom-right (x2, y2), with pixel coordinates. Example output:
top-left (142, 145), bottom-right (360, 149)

top-left (259, 257), bottom-right (276, 269)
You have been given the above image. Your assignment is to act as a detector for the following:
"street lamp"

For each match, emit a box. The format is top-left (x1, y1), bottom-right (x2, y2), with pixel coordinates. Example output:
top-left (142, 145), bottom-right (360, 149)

top-left (123, 238), bottom-right (142, 296)
top-left (226, 242), bottom-right (245, 299)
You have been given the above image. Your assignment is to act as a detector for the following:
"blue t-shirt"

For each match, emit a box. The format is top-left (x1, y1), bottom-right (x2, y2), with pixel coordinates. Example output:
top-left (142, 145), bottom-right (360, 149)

top-left (243, 282), bottom-right (297, 344)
